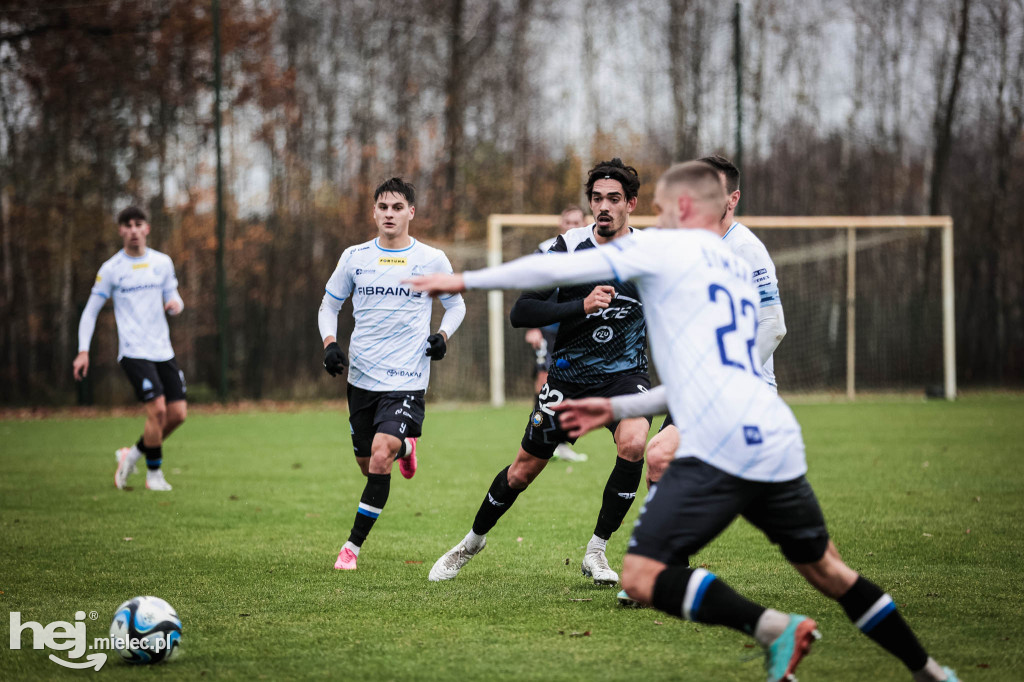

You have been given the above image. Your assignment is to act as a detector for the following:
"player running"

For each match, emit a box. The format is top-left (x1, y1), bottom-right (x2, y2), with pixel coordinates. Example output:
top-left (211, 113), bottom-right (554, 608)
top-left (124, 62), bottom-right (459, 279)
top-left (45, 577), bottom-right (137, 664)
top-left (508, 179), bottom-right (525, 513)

top-left (427, 159), bottom-right (652, 586)
top-left (318, 177), bottom-right (466, 571)
top-left (645, 155), bottom-right (786, 483)
top-left (408, 162), bottom-right (958, 682)
top-left (73, 206), bottom-right (185, 492)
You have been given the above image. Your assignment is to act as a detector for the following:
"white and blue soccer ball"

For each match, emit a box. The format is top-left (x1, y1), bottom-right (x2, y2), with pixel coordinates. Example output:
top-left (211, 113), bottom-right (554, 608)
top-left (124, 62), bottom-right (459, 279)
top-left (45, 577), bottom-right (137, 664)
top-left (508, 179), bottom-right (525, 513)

top-left (109, 596), bottom-right (182, 664)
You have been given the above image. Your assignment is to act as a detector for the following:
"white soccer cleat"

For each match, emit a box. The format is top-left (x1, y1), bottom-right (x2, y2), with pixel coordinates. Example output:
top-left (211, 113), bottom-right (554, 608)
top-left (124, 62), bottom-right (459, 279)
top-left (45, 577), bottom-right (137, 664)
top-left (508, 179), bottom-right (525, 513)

top-left (114, 446), bottom-right (142, 489)
top-left (428, 538), bottom-right (486, 582)
top-left (553, 443), bottom-right (588, 462)
top-left (145, 469), bottom-right (173, 491)
top-left (581, 550), bottom-right (619, 585)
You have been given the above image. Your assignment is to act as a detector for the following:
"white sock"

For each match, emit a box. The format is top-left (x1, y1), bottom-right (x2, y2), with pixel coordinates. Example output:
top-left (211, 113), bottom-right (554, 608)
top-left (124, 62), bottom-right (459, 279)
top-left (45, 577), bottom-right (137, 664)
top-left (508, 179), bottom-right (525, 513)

top-left (912, 658), bottom-right (948, 682)
top-left (464, 530), bottom-right (485, 552)
top-left (753, 609), bottom-right (790, 647)
top-left (587, 535), bottom-right (607, 553)
top-left (342, 541), bottom-right (361, 557)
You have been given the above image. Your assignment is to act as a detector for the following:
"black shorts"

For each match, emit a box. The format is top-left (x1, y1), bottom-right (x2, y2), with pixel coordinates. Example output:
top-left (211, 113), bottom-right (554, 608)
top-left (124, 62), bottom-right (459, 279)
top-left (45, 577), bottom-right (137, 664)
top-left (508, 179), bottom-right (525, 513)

top-left (119, 357), bottom-right (187, 403)
top-left (627, 457), bottom-right (830, 565)
top-left (521, 373), bottom-right (652, 459)
top-left (346, 384), bottom-right (425, 458)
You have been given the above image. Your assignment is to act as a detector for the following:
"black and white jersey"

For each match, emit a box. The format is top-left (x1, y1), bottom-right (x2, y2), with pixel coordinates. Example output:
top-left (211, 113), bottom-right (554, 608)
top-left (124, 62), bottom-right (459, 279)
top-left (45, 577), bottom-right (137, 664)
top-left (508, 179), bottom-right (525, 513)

top-left (539, 224), bottom-right (648, 385)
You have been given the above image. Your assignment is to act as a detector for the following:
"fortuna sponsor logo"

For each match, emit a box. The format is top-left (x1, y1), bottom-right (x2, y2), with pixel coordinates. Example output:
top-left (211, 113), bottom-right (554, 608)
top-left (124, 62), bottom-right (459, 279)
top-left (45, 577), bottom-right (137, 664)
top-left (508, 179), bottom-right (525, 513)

top-left (386, 369), bottom-right (423, 378)
top-left (378, 256), bottom-right (408, 266)
top-left (8, 610), bottom-right (108, 670)
top-left (357, 285), bottom-right (413, 297)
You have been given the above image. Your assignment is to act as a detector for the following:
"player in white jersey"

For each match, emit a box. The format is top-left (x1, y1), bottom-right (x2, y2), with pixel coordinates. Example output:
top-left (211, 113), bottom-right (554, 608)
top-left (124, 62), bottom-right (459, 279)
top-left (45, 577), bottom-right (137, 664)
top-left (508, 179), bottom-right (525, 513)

top-left (318, 177), bottom-right (466, 571)
top-left (644, 155), bottom-right (787, 488)
top-left (73, 206), bottom-right (185, 492)
top-left (524, 204), bottom-right (588, 463)
top-left (408, 163), bottom-right (958, 682)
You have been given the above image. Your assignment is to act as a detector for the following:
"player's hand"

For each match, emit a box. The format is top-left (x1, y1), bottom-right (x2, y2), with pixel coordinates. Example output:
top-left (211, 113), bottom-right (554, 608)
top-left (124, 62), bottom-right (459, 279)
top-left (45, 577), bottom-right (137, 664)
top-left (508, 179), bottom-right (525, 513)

top-left (323, 342), bottom-right (348, 377)
top-left (72, 351), bottom-right (90, 381)
top-left (405, 273), bottom-right (465, 297)
top-left (524, 328), bottom-right (544, 349)
top-left (425, 333), bottom-right (447, 360)
top-left (553, 397), bottom-right (613, 438)
top-left (164, 300), bottom-right (183, 316)
top-left (583, 285), bottom-right (615, 314)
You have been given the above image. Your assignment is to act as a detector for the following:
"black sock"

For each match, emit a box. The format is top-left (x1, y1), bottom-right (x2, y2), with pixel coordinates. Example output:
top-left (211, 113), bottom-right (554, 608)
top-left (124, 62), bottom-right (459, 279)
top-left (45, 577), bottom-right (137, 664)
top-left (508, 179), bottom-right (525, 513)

top-left (136, 437), bottom-right (162, 470)
top-left (838, 576), bottom-right (929, 671)
top-left (392, 439), bottom-right (408, 460)
top-left (653, 566), bottom-right (766, 635)
top-left (347, 473), bottom-right (391, 547)
top-left (593, 457), bottom-right (645, 539)
top-left (471, 466), bottom-right (522, 536)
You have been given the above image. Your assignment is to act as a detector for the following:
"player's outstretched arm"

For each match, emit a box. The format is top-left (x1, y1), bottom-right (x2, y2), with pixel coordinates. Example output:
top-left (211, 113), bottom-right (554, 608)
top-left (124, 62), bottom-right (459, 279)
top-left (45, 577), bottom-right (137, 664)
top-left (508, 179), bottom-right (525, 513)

top-left (406, 273), bottom-right (465, 297)
top-left (553, 398), bottom-right (614, 438)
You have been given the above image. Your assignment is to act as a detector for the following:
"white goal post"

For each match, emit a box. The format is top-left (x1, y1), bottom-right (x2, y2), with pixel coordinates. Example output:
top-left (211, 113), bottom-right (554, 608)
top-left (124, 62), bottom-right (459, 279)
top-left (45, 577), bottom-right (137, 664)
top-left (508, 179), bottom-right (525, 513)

top-left (485, 214), bottom-right (955, 406)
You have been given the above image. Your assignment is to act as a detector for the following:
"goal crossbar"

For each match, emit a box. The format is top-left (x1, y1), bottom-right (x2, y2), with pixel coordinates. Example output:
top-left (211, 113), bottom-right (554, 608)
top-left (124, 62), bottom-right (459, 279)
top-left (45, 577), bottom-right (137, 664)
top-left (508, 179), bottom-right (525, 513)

top-left (486, 215), bottom-right (955, 406)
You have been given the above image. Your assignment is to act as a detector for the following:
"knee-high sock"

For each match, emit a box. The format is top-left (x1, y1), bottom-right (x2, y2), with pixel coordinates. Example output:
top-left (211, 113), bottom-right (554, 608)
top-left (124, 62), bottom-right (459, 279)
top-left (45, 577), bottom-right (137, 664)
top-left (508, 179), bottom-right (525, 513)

top-left (839, 576), bottom-right (929, 671)
top-left (136, 437), bottom-right (162, 471)
top-left (594, 456), bottom-right (645, 540)
top-left (653, 566), bottom-right (766, 635)
top-left (347, 473), bottom-right (391, 547)
top-left (471, 466), bottom-right (522, 536)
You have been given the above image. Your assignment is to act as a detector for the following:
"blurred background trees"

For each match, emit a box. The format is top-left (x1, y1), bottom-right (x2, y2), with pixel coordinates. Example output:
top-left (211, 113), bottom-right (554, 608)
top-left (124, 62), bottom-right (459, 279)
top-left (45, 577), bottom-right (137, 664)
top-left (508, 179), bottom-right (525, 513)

top-left (1, 0), bottom-right (1021, 404)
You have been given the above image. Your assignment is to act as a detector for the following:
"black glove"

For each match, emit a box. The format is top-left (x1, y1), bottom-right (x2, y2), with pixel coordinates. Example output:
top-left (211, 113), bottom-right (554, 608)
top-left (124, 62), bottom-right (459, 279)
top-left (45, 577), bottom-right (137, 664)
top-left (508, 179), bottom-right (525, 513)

top-left (323, 342), bottom-right (348, 377)
top-left (425, 333), bottom-right (447, 361)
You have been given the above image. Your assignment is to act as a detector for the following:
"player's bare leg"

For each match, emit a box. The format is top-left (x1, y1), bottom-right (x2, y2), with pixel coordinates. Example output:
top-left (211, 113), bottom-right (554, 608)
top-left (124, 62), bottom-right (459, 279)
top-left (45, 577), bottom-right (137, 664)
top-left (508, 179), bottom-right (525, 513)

top-left (583, 417), bottom-right (646, 585)
top-left (644, 424), bottom-right (678, 487)
top-left (163, 400), bottom-right (187, 440)
top-left (793, 541), bottom-right (958, 681)
top-left (430, 448), bottom-right (547, 581)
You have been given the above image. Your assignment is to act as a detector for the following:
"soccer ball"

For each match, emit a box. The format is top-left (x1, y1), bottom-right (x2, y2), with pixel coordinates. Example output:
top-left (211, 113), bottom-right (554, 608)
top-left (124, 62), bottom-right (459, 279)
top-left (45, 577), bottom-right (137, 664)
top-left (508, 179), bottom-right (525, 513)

top-left (109, 596), bottom-right (182, 664)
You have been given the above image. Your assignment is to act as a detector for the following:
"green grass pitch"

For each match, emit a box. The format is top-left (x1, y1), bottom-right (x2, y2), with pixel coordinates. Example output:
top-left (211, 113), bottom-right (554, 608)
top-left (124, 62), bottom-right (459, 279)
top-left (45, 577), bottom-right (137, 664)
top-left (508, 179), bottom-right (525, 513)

top-left (1, 395), bottom-right (1022, 680)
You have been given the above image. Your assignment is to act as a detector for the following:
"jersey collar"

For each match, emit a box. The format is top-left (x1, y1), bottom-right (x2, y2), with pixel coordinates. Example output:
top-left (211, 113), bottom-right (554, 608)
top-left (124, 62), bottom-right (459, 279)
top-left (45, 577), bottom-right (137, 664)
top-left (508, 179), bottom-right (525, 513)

top-left (374, 238), bottom-right (416, 252)
top-left (120, 248), bottom-right (149, 260)
top-left (722, 222), bottom-right (740, 239)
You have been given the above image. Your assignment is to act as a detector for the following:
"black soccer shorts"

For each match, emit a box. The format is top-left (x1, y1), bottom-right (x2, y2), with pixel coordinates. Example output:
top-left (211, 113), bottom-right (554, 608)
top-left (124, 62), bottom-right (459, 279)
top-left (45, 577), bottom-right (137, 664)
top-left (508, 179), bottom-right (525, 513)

top-left (119, 357), bottom-right (187, 403)
top-left (346, 384), bottom-right (425, 458)
top-left (520, 373), bottom-right (652, 459)
top-left (627, 457), bottom-right (830, 565)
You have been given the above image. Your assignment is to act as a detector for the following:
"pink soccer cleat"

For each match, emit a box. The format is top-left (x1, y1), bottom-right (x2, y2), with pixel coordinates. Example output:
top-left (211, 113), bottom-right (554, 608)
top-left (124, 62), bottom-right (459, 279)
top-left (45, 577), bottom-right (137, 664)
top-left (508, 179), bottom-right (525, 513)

top-left (334, 547), bottom-right (358, 570)
top-left (398, 437), bottom-right (418, 479)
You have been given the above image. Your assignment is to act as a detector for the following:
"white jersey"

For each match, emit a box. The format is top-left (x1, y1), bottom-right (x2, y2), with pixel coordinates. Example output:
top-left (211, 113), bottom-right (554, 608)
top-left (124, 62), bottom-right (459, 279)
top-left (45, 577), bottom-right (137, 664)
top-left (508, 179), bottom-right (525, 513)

top-left (323, 238), bottom-right (461, 392)
top-left (463, 228), bottom-right (806, 482)
top-left (88, 248), bottom-right (179, 362)
top-left (722, 222), bottom-right (782, 388)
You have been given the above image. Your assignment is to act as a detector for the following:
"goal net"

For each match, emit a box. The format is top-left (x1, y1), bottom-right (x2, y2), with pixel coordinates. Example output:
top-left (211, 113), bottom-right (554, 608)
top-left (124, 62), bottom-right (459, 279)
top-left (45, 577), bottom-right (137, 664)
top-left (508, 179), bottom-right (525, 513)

top-left (482, 215), bottom-right (955, 406)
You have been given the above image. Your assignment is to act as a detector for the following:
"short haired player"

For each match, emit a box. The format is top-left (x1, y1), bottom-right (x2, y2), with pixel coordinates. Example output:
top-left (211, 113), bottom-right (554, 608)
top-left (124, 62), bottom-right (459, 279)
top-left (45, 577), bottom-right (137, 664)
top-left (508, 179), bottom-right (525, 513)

top-left (644, 154), bottom-right (787, 487)
top-left (408, 162), bottom-right (958, 682)
top-left (318, 177), bottom-right (466, 571)
top-left (73, 206), bottom-right (185, 492)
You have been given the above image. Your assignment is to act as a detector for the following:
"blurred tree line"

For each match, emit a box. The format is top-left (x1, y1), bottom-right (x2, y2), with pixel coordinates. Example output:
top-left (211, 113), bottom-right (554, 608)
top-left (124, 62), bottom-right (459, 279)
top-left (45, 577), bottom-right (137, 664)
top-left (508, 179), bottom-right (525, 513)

top-left (0, 0), bottom-right (1020, 405)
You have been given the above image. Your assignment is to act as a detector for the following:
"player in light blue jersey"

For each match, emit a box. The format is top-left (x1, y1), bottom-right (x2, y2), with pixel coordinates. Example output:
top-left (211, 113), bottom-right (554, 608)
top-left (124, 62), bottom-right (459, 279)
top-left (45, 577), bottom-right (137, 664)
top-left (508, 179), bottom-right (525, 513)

top-left (644, 155), bottom-right (787, 488)
top-left (408, 163), bottom-right (957, 682)
top-left (74, 206), bottom-right (186, 492)
top-left (318, 177), bottom-right (466, 571)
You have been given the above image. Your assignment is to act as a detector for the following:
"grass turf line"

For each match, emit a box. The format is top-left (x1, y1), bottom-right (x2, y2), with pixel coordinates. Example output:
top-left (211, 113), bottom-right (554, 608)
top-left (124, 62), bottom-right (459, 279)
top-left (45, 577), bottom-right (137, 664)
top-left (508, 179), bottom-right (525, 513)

top-left (0, 395), bottom-right (1022, 680)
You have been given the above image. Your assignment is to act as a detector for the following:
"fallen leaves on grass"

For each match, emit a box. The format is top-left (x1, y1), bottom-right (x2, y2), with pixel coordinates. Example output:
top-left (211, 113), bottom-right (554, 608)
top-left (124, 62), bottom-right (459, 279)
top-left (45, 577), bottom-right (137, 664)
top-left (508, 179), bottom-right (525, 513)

top-left (405, 561), bottom-right (423, 564)
top-left (239, 613), bottom-right (250, 617)
top-left (305, 513), bottom-right (320, 518)
top-left (123, 537), bottom-right (133, 542)
top-left (558, 630), bottom-right (591, 637)
top-left (922, 532), bottom-right (933, 537)
top-left (653, 621), bottom-right (664, 625)
top-left (229, 495), bottom-right (239, 501)
top-left (291, 463), bottom-right (302, 469)
top-left (568, 598), bottom-right (592, 602)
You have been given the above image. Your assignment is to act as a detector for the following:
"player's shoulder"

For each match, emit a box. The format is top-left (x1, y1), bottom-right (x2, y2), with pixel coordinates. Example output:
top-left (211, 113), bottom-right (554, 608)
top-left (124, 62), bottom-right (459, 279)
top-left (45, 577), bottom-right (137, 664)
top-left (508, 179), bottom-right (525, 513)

top-left (337, 238), bottom-right (376, 263)
top-left (411, 238), bottom-right (450, 259)
top-left (558, 224), bottom-right (596, 252)
top-left (724, 222), bottom-right (774, 266)
top-left (537, 236), bottom-right (558, 253)
top-left (146, 248), bottom-right (174, 266)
